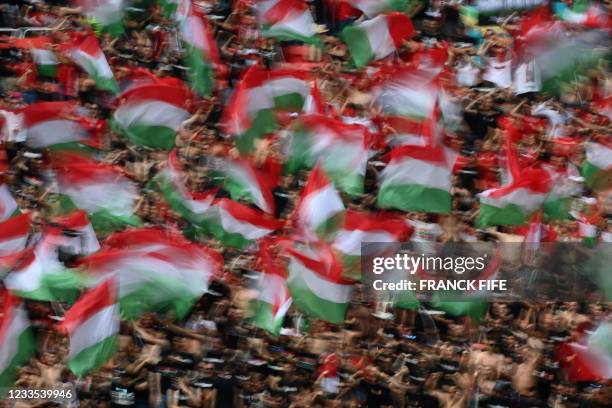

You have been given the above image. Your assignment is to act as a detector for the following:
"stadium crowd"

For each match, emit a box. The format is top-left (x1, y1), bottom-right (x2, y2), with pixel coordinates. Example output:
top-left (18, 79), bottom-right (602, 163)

top-left (0, 0), bottom-right (610, 407)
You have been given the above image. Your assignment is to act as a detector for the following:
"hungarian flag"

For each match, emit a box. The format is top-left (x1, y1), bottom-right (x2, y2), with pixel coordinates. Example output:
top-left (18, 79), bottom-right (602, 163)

top-left (557, 321), bottom-right (612, 382)
top-left (79, 232), bottom-right (221, 319)
top-left (553, 1), bottom-right (609, 29)
top-left (0, 293), bottom-right (35, 388)
top-left (200, 199), bottom-right (283, 249)
top-left (542, 165), bottom-right (580, 220)
top-left (478, 167), bottom-right (552, 227)
top-left (218, 158), bottom-right (277, 214)
top-left (178, 2), bottom-right (220, 97)
top-left (76, 0), bottom-right (126, 36)
top-left (50, 210), bottom-right (100, 256)
top-left (29, 38), bottom-right (59, 78)
top-left (256, 0), bottom-right (320, 44)
top-left (349, 0), bottom-right (409, 17)
top-left (223, 66), bottom-right (323, 153)
top-left (378, 145), bottom-right (455, 214)
top-left (0, 181), bottom-right (18, 222)
top-left (341, 13), bottom-right (415, 68)
top-left (0, 213), bottom-right (30, 256)
top-left (62, 280), bottom-right (119, 377)
top-left (285, 245), bottom-right (353, 324)
top-left (430, 298), bottom-right (489, 323)
top-left (113, 83), bottom-right (192, 149)
top-left (152, 150), bottom-right (216, 222)
top-left (63, 34), bottom-right (119, 93)
top-left (582, 141), bottom-right (612, 191)
top-left (282, 114), bottom-right (370, 196)
top-left (53, 156), bottom-right (140, 234)
top-left (247, 242), bottom-right (292, 336)
top-left (295, 165), bottom-right (345, 239)
top-left (17, 101), bottom-right (99, 149)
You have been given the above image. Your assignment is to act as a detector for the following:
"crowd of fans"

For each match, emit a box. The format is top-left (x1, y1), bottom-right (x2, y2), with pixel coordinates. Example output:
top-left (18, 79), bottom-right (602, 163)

top-left (0, 0), bottom-right (610, 407)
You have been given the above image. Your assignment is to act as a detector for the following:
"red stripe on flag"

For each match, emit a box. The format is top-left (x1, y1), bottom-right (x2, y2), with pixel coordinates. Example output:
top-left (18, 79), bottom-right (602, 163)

top-left (61, 280), bottom-right (116, 334)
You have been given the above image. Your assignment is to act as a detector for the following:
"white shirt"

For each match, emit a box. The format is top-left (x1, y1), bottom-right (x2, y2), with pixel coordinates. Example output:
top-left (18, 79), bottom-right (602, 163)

top-left (513, 59), bottom-right (541, 95)
top-left (484, 57), bottom-right (512, 88)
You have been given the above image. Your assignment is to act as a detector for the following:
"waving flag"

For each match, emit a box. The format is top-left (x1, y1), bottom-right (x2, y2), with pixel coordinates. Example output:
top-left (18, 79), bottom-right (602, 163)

top-left (50, 210), bottom-right (100, 256)
top-left (582, 141), bottom-right (612, 191)
top-left (17, 102), bottom-right (100, 149)
top-left (553, 1), bottom-right (609, 29)
top-left (223, 67), bottom-right (323, 153)
top-left (113, 83), bottom-right (192, 149)
top-left (0, 213), bottom-right (31, 257)
top-left (286, 245), bottom-right (353, 324)
top-left (256, 0), bottom-right (320, 44)
top-left (349, 0), bottom-right (409, 17)
top-left (341, 13), bottom-right (415, 68)
top-left (62, 280), bottom-right (119, 377)
top-left (283, 114), bottom-right (370, 196)
top-left (0, 181), bottom-right (18, 222)
top-left (378, 145), bottom-right (455, 214)
top-left (29, 38), bottom-right (59, 78)
top-left (218, 158), bottom-right (277, 214)
top-left (64, 34), bottom-right (119, 93)
top-left (542, 165), bottom-right (580, 220)
top-left (295, 165), bottom-right (345, 239)
top-left (178, 2), bottom-right (220, 96)
top-left (0, 293), bottom-right (35, 388)
top-left (77, 0), bottom-right (126, 36)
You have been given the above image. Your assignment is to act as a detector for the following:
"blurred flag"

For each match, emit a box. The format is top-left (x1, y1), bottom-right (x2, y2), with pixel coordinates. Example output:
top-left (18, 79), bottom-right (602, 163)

top-left (63, 34), bottom-right (119, 93)
top-left (0, 213), bottom-right (31, 257)
top-left (582, 141), bottom-right (612, 191)
top-left (0, 292), bottom-right (35, 388)
top-left (349, 0), bottom-right (409, 18)
top-left (76, 0), bottom-right (127, 37)
top-left (0, 181), bottom-right (18, 223)
top-left (256, 0), bottom-right (321, 44)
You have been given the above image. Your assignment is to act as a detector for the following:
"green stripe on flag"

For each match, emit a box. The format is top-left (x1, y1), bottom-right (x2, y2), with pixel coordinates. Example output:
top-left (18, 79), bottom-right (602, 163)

top-left (68, 335), bottom-right (117, 377)
top-left (236, 109), bottom-right (278, 154)
top-left (378, 185), bottom-right (452, 214)
top-left (476, 203), bottom-right (527, 227)
top-left (341, 25), bottom-right (374, 68)
top-left (582, 162), bottom-right (612, 191)
top-left (0, 329), bottom-right (36, 389)
top-left (287, 274), bottom-right (348, 325)
top-left (247, 299), bottom-right (284, 336)
top-left (543, 197), bottom-right (572, 220)
top-left (120, 279), bottom-right (199, 320)
top-left (184, 45), bottom-right (215, 97)
top-left (88, 210), bottom-right (142, 237)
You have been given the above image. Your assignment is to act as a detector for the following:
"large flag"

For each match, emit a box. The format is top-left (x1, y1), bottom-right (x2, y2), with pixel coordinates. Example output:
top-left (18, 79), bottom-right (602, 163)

top-left (76, 0), bottom-right (126, 36)
top-left (247, 242), bottom-right (292, 336)
top-left (200, 199), bottom-right (283, 249)
top-left (349, 0), bottom-right (409, 17)
top-left (285, 245), bottom-right (353, 324)
top-left (113, 83), bottom-right (192, 149)
top-left (582, 141), bottom-right (612, 191)
top-left (341, 13), bottom-right (415, 68)
top-left (178, 2), bottom-right (220, 97)
top-left (378, 145), bottom-right (454, 214)
top-left (256, 0), bottom-right (320, 44)
top-left (53, 156), bottom-right (140, 234)
top-left (223, 66), bottom-right (323, 153)
top-left (218, 158), bottom-right (277, 214)
top-left (0, 293), bottom-right (35, 388)
top-left (63, 34), bottom-right (119, 93)
top-left (62, 280), bottom-right (119, 377)
top-left (282, 114), bottom-right (370, 196)
top-left (294, 165), bottom-right (345, 239)
top-left (0, 181), bottom-right (18, 222)
top-left (17, 101), bottom-right (99, 149)
top-left (0, 213), bottom-right (31, 256)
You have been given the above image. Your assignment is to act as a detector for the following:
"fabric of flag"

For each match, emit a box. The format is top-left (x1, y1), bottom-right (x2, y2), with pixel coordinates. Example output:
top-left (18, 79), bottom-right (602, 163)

top-left (0, 181), bottom-right (18, 222)
top-left (0, 213), bottom-right (31, 256)
top-left (582, 141), bottom-right (612, 191)
top-left (63, 34), bottom-right (119, 93)
top-left (29, 38), bottom-right (59, 78)
top-left (341, 12), bottom-right (415, 68)
top-left (0, 293), bottom-right (35, 388)
top-left (247, 243), bottom-right (292, 336)
top-left (349, 0), bottom-right (409, 17)
top-left (79, 229), bottom-right (221, 319)
top-left (430, 297), bottom-right (489, 323)
top-left (17, 101), bottom-right (99, 149)
top-left (113, 83), bottom-right (193, 150)
top-left (53, 156), bottom-right (141, 234)
top-left (295, 165), bottom-right (345, 239)
top-left (199, 199), bottom-right (283, 249)
top-left (378, 145), bottom-right (454, 214)
top-left (178, 2), bottom-right (220, 96)
top-left (557, 321), bottom-right (612, 382)
top-left (282, 114), bottom-right (370, 196)
top-left (553, 1), bottom-right (609, 29)
top-left (62, 280), bottom-right (119, 376)
top-left (50, 210), bottom-right (101, 256)
top-left (542, 166), bottom-right (579, 220)
top-left (256, 0), bottom-right (321, 44)
top-left (77, 0), bottom-right (126, 36)
top-left (223, 66), bottom-right (323, 153)
top-left (285, 246), bottom-right (353, 324)
top-left (218, 158), bottom-right (276, 214)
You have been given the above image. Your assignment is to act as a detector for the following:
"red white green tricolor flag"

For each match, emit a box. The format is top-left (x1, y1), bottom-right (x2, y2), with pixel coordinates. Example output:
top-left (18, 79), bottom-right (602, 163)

top-left (256, 0), bottom-right (321, 44)
top-left (0, 213), bottom-right (31, 256)
top-left (0, 181), bottom-right (18, 222)
top-left (31, 46), bottom-right (59, 78)
top-left (62, 280), bottom-right (119, 377)
top-left (219, 158), bottom-right (276, 214)
top-left (283, 114), bottom-right (370, 197)
top-left (64, 34), bottom-right (118, 93)
top-left (77, 0), bottom-right (126, 36)
top-left (378, 145), bottom-right (455, 214)
top-left (349, 0), bottom-right (409, 17)
top-left (285, 245), bottom-right (353, 324)
top-left (223, 67), bottom-right (323, 153)
top-left (295, 165), bottom-right (345, 239)
top-left (0, 293), bottom-right (35, 388)
top-left (18, 101), bottom-right (98, 149)
top-left (113, 83), bottom-right (192, 150)
top-left (582, 141), bottom-right (612, 191)
top-left (51, 210), bottom-right (101, 256)
top-left (341, 12), bottom-right (415, 68)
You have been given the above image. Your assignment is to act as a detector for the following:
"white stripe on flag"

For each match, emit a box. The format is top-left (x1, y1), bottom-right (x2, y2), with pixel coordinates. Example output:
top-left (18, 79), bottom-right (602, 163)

top-left (289, 258), bottom-right (352, 303)
top-left (0, 305), bottom-right (29, 373)
top-left (68, 304), bottom-right (119, 358)
top-left (381, 158), bottom-right (451, 191)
